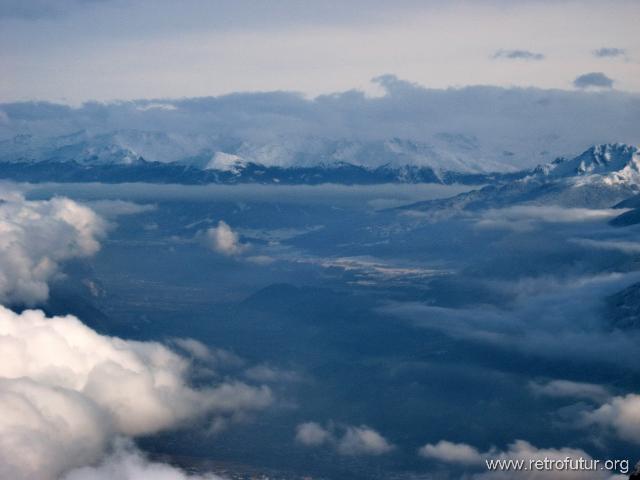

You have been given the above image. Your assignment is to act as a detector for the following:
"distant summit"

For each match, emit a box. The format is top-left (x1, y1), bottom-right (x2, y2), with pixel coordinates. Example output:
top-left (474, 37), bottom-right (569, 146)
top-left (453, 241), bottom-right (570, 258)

top-left (397, 143), bottom-right (640, 212)
top-left (535, 143), bottom-right (639, 183)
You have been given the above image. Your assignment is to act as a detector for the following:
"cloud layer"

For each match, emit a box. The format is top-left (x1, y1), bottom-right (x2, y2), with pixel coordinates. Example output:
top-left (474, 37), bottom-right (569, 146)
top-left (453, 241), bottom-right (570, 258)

top-left (2, 78), bottom-right (640, 171)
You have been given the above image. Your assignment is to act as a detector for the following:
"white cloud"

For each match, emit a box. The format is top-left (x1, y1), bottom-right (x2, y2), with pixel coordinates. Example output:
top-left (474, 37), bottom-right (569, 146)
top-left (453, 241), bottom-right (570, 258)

top-left (0, 191), bottom-right (107, 305)
top-left (419, 439), bottom-right (625, 479)
top-left (586, 394), bottom-right (640, 444)
top-left (0, 306), bottom-right (272, 480)
top-left (295, 421), bottom-right (394, 455)
top-left (0, 377), bottom-right (112, 480)
top-left (382, 272), bottom-right (640, 369)
top-left (337, 426), bottom-right (395, 455)
top-left (570, 238), bottom-right (640, 254)
top-left (529, 380), bottom-right (611, 402)
top-left (205, 221), bottom-right (248, 256)
top-left (83, 200), bottom-right (156, 218)
top-left (171, 338), bottom-right (244, 367)
top-left (295, 422), bottom-right (331, 447)
top-left (418, 440), bottom-right (482, 465)
top-left (475, 440), bottom-right (622, 479)
top-left (62, 439), bottom-right (224, 480)
top-left (476, 206), bottom-right (623, 231)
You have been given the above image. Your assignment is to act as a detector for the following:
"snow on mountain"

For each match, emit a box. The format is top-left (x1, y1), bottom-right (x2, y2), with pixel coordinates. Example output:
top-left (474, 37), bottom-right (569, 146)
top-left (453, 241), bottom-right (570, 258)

top-left (399, 144), bottom-right (640, 212)
top-left (534, 143), bottom-right (640, 185)
top-left (0, 129), bottom-right (515, 174)
top-left (204, 152), bottom-right (247, 173)
top-left (0, 132), bottom-right (638, 196)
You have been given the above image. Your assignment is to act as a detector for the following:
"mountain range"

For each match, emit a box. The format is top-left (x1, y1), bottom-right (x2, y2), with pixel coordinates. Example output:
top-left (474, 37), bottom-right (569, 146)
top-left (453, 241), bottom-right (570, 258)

top-left (1, 129), bottom-right (638, 190)
top-left (396, 143), bottom-right (640, 211)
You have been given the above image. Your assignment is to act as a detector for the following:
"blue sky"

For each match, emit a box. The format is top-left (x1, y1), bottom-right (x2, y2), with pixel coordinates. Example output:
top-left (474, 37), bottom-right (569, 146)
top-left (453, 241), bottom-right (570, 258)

top-left (1, 0), bottom-right (638, 103)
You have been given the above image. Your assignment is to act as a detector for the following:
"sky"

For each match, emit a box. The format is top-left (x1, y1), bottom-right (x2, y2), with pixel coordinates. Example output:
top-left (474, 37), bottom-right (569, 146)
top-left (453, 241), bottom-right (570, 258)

top-left (1, 0), bottom-right (639, 104)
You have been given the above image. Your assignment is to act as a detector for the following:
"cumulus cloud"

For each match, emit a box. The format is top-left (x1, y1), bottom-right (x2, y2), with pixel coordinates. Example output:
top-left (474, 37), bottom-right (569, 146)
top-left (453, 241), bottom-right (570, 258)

top-left (586, 394), bottom-right (640, 444)
top-left (419, 439), bottom-right (625, 479)
top-left (477, 440), bottom-right (623, 479)
top-left (0, 306), bottom-right (272, 480)
top-left (171, 338), bottom-right (244, 369)
top-left (62, 439), bottom-right (224, 480)
top-left (593, 48), bottom-right (626, 59)
top-left (0, 191), bottom-right (106, 305)
top-left (573, 72), bottom-right (614, 89)
top-left (492, 49), bottom-right (544, 61)
top-left (295, 421), bottom-right (394, 455)
top-left (337, 425), bottom-right (395, 455)
top-left (529, 380), bottom-right (610, 402)
top-left (205, 221), bottom-right (248, 256)
top-left (0, 377), bottom-right (112, 480)
top-left (418, 440), bottom-right (482, 465)
top-left (295, 422), bottom-right (332, 446)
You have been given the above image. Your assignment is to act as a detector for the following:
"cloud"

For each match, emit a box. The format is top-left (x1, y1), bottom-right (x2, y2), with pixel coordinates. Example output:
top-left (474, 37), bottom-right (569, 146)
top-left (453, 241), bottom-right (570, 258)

top-left (593, 48), bottom-right (626, 59)
top-left (476, 206), bottom-right (622, 231)
top-left (573, 72), bottom-right (614, 89)
top-left (62, 439), bottom-right (225, 480)
top-left (337, 425), bottom-right (395, 455)
top-left (171, 338), bottom-right (244, 367)
top-left (382, 272), bottom-right (640, 369)
top-left (586, 394), bottom-right (640, 444)
top-left (419, 439), bottom-right (625, 479)
top-left (295, 422), bottom-right (394, 455)
top-left (0, 306), bottom-right (273, 480)
top-left (83, 200), bottom-right (156, 218)
top-left (418, 440), bottom-right (482, 465)
top-left (2, 81), bottom-right (640, 172)
top-left (477, 440), bottom-right (623, 479)
top-left (205, 221), bottom-right (248, 256)
top-left (570, 238), bottom-right (640, 254)
top-left (492, 49), bottom-right (544, 61)
top-left (0, 377), bottom-right (112, 480)
top-left (0, 191), bottom-right (107, 305)
top-left (529, 380), bottom-right (610, 402)
top-left (295, 422), bottom-right (332, 446)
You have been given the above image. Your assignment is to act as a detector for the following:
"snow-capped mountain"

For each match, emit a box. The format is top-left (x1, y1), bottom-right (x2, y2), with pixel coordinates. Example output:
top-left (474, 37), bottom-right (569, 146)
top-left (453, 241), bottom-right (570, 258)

top-left (399, 144), bottom-right (640, 212)
top-left (0, 131), bottom-right (637, 196)
top-left (0, 129), bottom-right (515, 173)
top-left (534, 143), bottom-right (640, 185)
top-left (0, 129), bottom-right (526, 185)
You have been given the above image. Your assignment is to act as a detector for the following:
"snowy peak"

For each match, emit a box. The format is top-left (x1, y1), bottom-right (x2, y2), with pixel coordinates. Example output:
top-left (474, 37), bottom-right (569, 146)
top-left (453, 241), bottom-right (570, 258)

top-left (538, 144), bottom-right (639, 180)
top-left (204, 152), bottom-right (247, 174)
